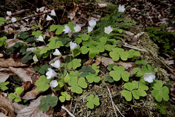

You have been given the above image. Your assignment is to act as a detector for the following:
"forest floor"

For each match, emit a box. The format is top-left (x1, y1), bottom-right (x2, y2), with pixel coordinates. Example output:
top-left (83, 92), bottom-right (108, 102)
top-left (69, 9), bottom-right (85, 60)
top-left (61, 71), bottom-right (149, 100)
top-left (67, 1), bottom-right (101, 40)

top-left (0, 0), bottom-right (175, 117)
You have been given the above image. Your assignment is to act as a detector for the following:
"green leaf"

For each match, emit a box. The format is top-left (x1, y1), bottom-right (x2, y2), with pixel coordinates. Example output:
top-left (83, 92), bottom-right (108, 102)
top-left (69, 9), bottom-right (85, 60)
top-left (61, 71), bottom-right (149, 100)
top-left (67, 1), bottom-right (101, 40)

top-left (109, 71), bottom-right (120, 81)
top-left (86, 95), bottom-right (100, 109)
top-left (18, 32), bottom-right (29, 39)
top-left (67, 59), bottom-right (81, 69)
top-left (80, 46), bottom-right (89, 54)
top-left (161, 86), bottom-right (169, 101)
top-left (132, 90), bottom-right (140, 99)
top-left (9, 93), bottom-right (17, 100)
top-left (55, 25), bottom-right (64, 35)
top-left (151, 80), bottom-right (163, 90)
top-left (121, 71), bottom-right (130, 81)
top-left (16, 87), bottom-right (24, 95)
top-left (59, 96), bottom-right (65, 102)
top-left (133, 67), bottom-right (143, 77)
top-left (64, 75), bottom-right (70, 83)
top-left (152, 90), bottom-right (162, 102)
top-left (33, 54), bottom-right (38, 63)
top-left (39, 95), bottom-right (58, 112)
top-left (32, 30), bottom-right (42, 37)
top-left (66, 95), bottom-right (71, 100)
top-left (71, 85), bottom-right (82, 94)
top-left (136, 89), bottom-right (147, 97)
top-left (124, 82), bottom-right (134, 91)
top-left (0, 17), bottom-right (6, 25)
top-left (121, 90), bottom-right (132, 101)
top-left (135, 60), bottom-right (146, 65)
top-left (35, 75), bottom-right (50, 91)
top-left (79, 66), bottom-right (95, 77)
top-left (15, 96), bottom-right (21, 102)
top-left (110, 48), bottom-right (129, 61)
top-left (86, 73), bottom-right (101, 83)
top-left (103, 75), bottom-right (114, 83)
top-left (78, 77), bottom-right (87, 88)
top-left (139, 81), bottom-right (148, 90)
top-left (0, 82), bottom-right (9, 91)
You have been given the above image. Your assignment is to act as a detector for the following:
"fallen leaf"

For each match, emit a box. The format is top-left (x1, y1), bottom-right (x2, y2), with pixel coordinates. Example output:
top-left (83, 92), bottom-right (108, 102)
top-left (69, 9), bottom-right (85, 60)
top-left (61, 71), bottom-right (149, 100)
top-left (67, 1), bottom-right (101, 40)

top-left (0, 113), bottom-right (7, 117)
top-left (98, 3), bottom-right (107, 9)
top-left (0, 58), bottom-right (28, 67)
top-left (17, 96), bottom-right (53, 117)
top-left (67, 2), bottom-right (79, 20)
top-left (22, 88), bottom-right (43, 100)
top-left (0, 93), bottom-right (15, 117)
top-left (84, 58), bottom-right (94, 66)
top-left (5, 39), bottom-right (24, 49)
top-left (101, 56), bottom-right (114, 67)
top-left (94, 56), bottom-right (101, 66)
top-left (12, 102), bottom-right (27, 114)
top-left (0, 73), bottom-right (10, 82)
top-left (115, 61), bottom-right (134, 70)
top-left (9, 67), bottom-right (32, 84)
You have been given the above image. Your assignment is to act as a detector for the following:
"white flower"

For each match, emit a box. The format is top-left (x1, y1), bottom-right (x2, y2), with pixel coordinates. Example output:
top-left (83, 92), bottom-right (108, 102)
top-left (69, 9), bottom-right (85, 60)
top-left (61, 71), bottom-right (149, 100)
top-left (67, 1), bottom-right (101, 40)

top-left (74, 24), bottom-right (81, 32)
top-left (46, 68), bottom-right (56, 79)
top-left (70, 41), bottom-right (78, 50)
top-left (104, 26), bottom-right (113, 34)
top-left (53, 49), bottom-right (61, 56)
top-left (7, 11), bottom-right (12, 16)
top-left (46, 15), bottom-right (52, 21)
top-left (36, 35), bottom-right (44, 42)
top-left (63, 25), bottom-right (71, 34)
top-left (89, 19), bottom-right (96, 28)
top-left (118, 5), bottom-right (125, 12)
top-left (50, 9), bottom-right (56, 16)
top-left (144, 73), bottom-right (156, 83)
top-left (51, 60), bottom-right (61, 68)
top-left (88, 26), bottom-right (93, 33)
top-left (50, 80), bottom-right (58, 88)
top-left (11, 17), bottom-right (16, 22)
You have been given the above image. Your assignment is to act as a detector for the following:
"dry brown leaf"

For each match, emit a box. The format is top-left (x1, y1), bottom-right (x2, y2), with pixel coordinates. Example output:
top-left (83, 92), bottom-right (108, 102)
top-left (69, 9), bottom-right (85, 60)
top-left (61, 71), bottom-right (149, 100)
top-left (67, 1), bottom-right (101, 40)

top-left (101, 56), bottom-right (114, 67)
top-left (22, 88), bottom-right (43, 100)
top-left (0, 73), bottom-right (10, 82)
top-left (9, 67), bottom-right (32, 84)
top-left (17, 96), bottom-right (53, 117)
top-left (165, 60), bottom-right (174, 65)
top-left (12, 102), bottom-right (27, 114)
top-left (98, 3), bottom-right (107, 9)
top-left (67, 3), bottom-right (79, 20)
top-left (94, 56), bottom-right (101, 66)
top-left (5, 39), bottom-right (24, 49)
top-left (84, 58), bottom-right (94, 66)
top-left (0, 113), bottom-right (8, 117)
top-left (0, 58), bottom-right (28, 67)
top-left (115, 61), bottom-right (134, 70)
top-left (0, 93), bottom-right (15, 117)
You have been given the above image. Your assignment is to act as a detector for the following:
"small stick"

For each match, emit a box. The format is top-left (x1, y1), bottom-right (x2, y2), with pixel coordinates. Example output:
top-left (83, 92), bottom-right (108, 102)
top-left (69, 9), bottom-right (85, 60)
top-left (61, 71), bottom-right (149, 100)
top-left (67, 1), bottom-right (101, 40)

top-left (61, 106), bottom-right (75, 117)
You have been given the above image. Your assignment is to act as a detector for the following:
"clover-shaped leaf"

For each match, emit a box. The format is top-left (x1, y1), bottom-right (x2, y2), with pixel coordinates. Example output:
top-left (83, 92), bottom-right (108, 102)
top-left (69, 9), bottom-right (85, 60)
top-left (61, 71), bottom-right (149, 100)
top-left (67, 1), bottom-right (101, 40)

top-left (35, 75), bottom-right (50, 91)
top-left (75, 34), bottom-right (90, 44)
top-left (128, 49), bottom-right (140, 58)
top-left (68, 77), bottom-right (87, 94)
top-left (9, 87), bottom-right (24, 102)
top-left (79, 66), bottom-right (95, 77)
top-left (49, 25), bottom-right (64, 35)
top-left (86, 73), bottom-right (101, 83)
top-left (67, 59), bottom-right (81, 69)
top-left (122, 81), bottom-right (148, 101)
top-left (103, 75), bottom-right (114, 83)
top-left (32, 30), bottom-right (42, 37)
top-left (86, 94), bottom-right (100, 109)
top-left (109, 48), bottom-right (129, 61)
top-left (109, 66), bottom-right (130, 82)
top-left (80, 46), bottom-right (89, 54)
top-left (135, 60), bottom-right (147, 65)
top-left (18, 32), bottom-right (29, 40)
top-left (0, 82), bottom-right (9, 91)
top-left (151, 80), bottom-right (169, 102)
top-left (47, 40), bottom-right (63, 49)
top-left (38, 94), bottom-right (58, 112)
top-left (0, 17), bottom-right (6, 25)
top-left (59, 91), bottom-right (71, 102)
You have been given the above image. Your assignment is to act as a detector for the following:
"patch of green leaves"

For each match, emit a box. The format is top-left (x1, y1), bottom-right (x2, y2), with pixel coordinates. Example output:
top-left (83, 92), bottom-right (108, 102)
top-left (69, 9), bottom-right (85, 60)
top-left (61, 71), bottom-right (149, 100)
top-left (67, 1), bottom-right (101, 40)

top-left (151, 80), bottom-right (169, 102)
top-left (79, 66), bottom-right (95, 77)
top-left (133, 64), bottom-right (154, 77)
top-left (109, 48), bottom-right (129, 61)
top-left (86, 94), bottom-right (100, 109)
top-left (75, 34), bottom-right (90, 44)
top-left (38, 94), bottom-right (58, 112)
top-left (32, 30), bottom-right (42, 37)
top-left (86, 73), bottom-right (101, 83)
top-left (109, 66), bottom-right (130, 82)
top-left (31, 24), bottom-right (41, 30)
top-left (156, 104), bottom-right (166, 115)
top-left (35, 75), bottom-right (50, 91)
top-left (49, 25), bottom-right (64, 35)
top-left (0, 82), bottom-right (9, 91)
top-left (127, 49), bottom-right (140, 58)
top-left (121, 81), bottom-right (148, 101)
top-left (0, 17), bottom-right (6, 25)
top-left (59, 91), bottom-right (71, 102)
top-left (0, 36), bottom-right (7, 47)
top-left (17, 32), bottom-right (29, 40)
top-left (9, 87), bottom-right (24, 102)
top-left (33, 64), bottom-right (51, 74)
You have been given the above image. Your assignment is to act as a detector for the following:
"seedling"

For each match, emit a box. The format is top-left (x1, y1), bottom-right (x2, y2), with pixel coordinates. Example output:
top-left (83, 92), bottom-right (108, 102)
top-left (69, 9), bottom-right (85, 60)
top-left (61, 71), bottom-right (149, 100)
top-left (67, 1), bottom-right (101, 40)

top-left (59, 91), bottom-right (71, 102)
top-left (9, 87), bottom-right (24, 102)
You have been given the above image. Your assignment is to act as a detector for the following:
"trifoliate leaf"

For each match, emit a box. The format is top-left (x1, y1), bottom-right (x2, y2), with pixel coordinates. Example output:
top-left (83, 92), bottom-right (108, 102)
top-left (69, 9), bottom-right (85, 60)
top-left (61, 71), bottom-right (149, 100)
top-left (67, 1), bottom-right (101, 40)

top-left (35, 75), bottom-right (50, 91)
